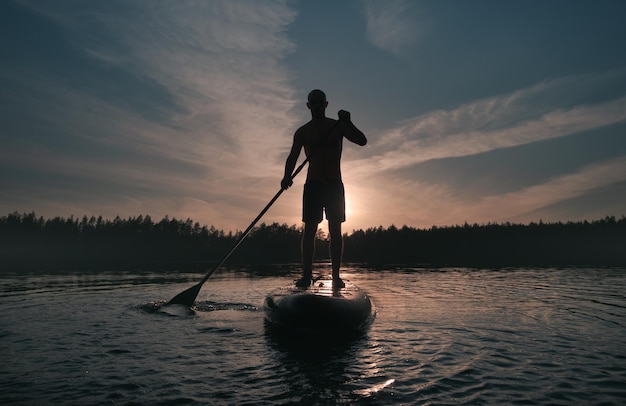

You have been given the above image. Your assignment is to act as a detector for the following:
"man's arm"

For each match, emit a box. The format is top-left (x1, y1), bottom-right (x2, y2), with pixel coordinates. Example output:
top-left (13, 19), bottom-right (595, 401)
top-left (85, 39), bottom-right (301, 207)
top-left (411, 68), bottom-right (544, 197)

top-left (338, 110), bottom-right (367, 146)
top-left (281, 131), bottom-right (303, 189)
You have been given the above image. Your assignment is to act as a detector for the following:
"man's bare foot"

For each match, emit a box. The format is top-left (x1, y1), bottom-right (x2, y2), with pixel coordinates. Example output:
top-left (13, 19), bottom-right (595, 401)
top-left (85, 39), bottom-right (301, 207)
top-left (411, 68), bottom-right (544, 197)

top-left (332, 277), bottom-right (345, 289)
top-left (295, 276), bottom-right (312, 288)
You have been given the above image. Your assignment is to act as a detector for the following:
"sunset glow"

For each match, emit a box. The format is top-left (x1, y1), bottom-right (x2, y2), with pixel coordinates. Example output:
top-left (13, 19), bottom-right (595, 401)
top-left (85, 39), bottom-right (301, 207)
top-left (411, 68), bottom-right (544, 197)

top-left (1, 1), bottom-right (625, 233)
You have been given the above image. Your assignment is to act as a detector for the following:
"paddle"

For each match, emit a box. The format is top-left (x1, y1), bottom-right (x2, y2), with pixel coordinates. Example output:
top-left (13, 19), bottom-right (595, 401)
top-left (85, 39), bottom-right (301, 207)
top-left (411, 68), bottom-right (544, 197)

top-left (167, 119), bottom-right (342, 307)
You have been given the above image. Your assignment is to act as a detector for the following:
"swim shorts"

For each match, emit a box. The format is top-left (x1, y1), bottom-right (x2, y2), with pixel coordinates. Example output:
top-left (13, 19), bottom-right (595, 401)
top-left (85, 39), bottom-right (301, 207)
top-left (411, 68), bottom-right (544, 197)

top-left (302, 180), bottom-right (345, 223)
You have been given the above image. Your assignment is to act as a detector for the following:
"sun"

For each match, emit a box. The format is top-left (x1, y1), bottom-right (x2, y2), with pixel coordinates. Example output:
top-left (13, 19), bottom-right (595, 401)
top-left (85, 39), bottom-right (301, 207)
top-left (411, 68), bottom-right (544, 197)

top-left (342, 193), bottom-right (365, 232)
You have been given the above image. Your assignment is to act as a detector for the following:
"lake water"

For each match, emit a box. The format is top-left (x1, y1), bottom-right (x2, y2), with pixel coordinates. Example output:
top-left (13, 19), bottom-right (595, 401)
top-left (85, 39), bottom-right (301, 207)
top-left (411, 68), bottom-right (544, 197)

top-left (1, 265), bottom-right (625, 405)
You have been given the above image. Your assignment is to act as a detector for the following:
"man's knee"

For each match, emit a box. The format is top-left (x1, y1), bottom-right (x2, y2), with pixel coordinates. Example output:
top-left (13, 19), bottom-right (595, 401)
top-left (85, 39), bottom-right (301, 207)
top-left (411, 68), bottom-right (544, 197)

top-left (303, 222), bottom-right (317, 237)
top-left (328, 221), bottom-right (342, 237)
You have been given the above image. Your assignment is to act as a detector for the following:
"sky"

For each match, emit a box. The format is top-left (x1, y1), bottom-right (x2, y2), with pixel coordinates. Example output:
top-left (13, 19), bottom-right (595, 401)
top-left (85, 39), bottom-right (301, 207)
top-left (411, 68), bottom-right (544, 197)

top-left (2, 0), bottom-right (626, 234)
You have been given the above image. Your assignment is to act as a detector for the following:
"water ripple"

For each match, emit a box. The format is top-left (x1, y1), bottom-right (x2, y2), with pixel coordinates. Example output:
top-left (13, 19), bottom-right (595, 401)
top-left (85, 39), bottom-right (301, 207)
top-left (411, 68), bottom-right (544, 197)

top-left (1, 267), bottom-right (625, 404)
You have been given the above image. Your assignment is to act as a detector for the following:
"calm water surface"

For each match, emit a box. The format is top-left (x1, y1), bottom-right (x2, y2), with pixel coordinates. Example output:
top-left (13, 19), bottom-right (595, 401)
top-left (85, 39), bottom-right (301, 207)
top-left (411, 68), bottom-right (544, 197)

top-left (1, 266), bottom-right (625, 405)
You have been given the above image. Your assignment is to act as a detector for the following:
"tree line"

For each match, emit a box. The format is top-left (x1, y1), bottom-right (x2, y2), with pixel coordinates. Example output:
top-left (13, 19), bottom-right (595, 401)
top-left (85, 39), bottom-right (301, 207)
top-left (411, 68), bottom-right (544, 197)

top-left (342, 217), bottom-right (626, 267)
top-left (1, 212), bottom-right (625, 271)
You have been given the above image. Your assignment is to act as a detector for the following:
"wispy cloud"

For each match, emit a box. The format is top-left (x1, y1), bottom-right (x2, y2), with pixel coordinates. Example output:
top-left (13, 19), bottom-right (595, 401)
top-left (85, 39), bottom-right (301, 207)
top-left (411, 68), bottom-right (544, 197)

top-left (343, 154), bottom-right (626, 229)
top-left (361, 0), bottom-right (419, 56)
top-left (464, 155), bottom-right (626, 223)
top-left (358, 71), bottom-right (626, 172)
top-left (3, 1), bottom-right (299, 229)
top-left (28, 0), bottom-right (298, 161)
top-left (338, 70), bottom-right (626, 228)
top-left (3, 1), bottom-right (624, 231)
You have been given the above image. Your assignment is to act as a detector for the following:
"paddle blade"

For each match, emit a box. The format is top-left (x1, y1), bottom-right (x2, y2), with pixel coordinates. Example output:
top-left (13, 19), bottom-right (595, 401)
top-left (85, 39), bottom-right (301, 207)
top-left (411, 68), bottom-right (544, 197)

top-left (167, 282), bottom-right (202, 307)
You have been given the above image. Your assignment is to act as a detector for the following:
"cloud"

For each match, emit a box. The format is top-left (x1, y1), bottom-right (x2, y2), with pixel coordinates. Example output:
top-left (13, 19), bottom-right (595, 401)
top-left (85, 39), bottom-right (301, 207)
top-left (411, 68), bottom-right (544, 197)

top-left (357, 71), bottom-right (626, 172)
top-left (466, 155), bottom-right (626, 223)
top-left (3, 2), bottom-right (624, 232)
top-left (338, 70), bottom-right (626, 228)
top-left (343, 154), bottom-right (626, 229)
top-left (1, 1), bottom-right (300, 230)
top-left (361, 0), bottom-right (419, 56)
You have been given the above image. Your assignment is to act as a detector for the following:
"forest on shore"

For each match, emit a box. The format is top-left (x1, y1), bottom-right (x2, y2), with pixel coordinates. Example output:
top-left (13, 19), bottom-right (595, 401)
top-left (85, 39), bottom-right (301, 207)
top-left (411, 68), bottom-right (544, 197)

top-left (1, 211), bottom-right (625, 271)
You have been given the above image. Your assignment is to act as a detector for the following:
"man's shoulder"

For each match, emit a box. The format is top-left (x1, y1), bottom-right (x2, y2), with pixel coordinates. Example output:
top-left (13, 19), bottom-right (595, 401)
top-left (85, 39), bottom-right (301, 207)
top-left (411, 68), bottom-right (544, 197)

top-left (297, 117), bottom-right (337, 132)
top-left (295, 122), bottom-right (309, 133)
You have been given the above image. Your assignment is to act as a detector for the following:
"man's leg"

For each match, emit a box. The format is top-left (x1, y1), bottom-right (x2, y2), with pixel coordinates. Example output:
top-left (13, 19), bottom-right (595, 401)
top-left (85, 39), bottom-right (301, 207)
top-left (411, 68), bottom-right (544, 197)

top-left (328, 219), bottom-right (344, 285)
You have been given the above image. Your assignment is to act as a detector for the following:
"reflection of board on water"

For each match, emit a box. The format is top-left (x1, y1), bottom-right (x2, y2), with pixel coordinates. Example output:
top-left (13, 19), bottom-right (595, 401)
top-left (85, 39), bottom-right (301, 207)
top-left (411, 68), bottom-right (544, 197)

top-left (263, 276), bottom-right (375, 335)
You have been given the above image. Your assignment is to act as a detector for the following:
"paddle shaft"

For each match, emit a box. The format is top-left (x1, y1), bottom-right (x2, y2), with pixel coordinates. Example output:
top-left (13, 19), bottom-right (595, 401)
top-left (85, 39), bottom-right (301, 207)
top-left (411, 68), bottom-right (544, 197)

top-left (167, 119), bottom-right (341, 306)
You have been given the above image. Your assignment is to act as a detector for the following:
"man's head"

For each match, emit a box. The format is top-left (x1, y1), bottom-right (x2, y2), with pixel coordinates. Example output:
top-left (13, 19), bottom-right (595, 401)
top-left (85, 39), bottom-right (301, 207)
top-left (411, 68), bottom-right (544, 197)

top-left (307, 89), bottom-right (328, 116)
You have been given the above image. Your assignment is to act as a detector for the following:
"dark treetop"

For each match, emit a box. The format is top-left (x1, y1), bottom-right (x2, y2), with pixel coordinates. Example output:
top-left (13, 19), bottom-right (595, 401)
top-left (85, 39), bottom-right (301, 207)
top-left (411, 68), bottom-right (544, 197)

top-left (1, 212), bottom-right (625, 271)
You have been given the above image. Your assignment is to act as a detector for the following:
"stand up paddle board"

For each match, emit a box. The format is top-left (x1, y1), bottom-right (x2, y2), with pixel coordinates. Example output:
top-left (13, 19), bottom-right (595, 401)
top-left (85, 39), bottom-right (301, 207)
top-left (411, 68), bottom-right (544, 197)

top-left (263, 276), bottom-right (374, 334)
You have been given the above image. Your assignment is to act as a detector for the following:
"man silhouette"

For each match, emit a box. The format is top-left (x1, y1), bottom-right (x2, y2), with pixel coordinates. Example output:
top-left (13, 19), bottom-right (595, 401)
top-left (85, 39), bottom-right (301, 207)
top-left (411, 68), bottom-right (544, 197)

top-left (281, 89), bottom-right (367, 288)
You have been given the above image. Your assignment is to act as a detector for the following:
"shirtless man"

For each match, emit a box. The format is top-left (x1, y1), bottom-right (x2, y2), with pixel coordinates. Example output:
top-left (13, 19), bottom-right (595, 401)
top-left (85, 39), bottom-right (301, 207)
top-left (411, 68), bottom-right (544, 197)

top-left (281, 89), bottom-right (367, 288)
